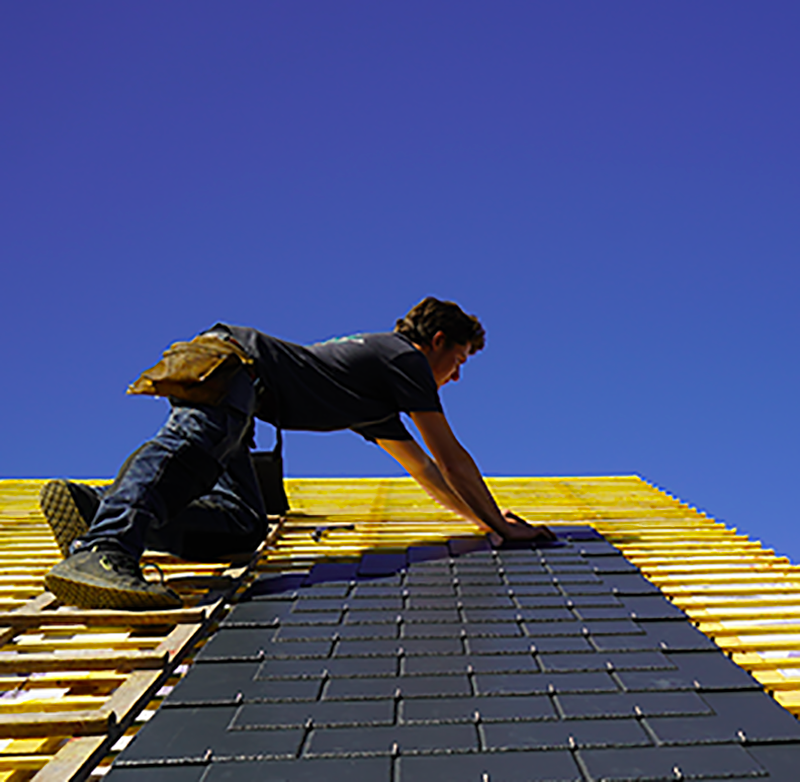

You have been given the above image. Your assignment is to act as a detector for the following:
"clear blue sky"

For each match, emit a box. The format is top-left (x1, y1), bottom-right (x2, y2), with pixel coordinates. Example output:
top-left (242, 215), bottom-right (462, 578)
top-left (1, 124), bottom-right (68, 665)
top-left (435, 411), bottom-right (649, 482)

top-left (2, 3), bottom-right (798, 557)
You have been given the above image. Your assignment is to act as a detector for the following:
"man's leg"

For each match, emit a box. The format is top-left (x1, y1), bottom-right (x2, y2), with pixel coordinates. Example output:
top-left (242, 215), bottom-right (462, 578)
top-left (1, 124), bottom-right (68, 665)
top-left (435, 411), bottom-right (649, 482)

top-left (145, 444), bottom-right (269, 562)
top-left (41, 441), bottom-right (268, 564)
top-left (39, 481), bottom-right (103, 558)
top-left (45, 370), bottom-right (258, 609)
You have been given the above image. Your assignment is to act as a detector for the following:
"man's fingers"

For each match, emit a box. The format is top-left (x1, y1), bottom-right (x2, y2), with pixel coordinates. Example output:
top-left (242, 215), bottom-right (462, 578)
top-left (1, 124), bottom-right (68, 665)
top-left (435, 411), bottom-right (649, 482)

top-left (502, 509), bottom-right (531, 525)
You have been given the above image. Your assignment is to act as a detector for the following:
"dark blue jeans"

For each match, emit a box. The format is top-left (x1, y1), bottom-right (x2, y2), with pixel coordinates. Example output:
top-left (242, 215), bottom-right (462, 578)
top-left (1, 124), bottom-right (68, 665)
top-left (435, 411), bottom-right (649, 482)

top-left (76, 370), bottom-right (268, 561)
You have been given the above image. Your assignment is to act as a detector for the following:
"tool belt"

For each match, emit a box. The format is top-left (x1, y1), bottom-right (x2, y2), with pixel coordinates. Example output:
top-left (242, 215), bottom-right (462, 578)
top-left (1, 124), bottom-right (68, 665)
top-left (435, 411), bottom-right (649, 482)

top-left (127, 333), bottom-right (255, 406)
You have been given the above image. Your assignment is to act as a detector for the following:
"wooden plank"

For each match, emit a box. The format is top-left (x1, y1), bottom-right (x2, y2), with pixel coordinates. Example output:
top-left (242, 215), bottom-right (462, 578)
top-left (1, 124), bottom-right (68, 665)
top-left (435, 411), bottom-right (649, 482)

top-left (0, 607), bottom-right (205, 629)
top-left (0, 697), bottom-right (107, 714)
top-left (11, 671), bottom-right (126, 690)
top-left (0, 755), bottom-right (50, 771)
top-left (104, 669), bottom-right (163, 726)
top-left (0, 710), bottom-right (114, 739)
top-left (13, 594), bottom-right (58, 614)
top-left (164, 574), bottom-right (235, 590)
top-left (0, 650), bottom-right (166, 674)
top-left (30, 736), bottom-right (107, 782)
top-left (11, 639), bottom-right (162, 654)
top-left (155, 622), bottom-right (204, 664)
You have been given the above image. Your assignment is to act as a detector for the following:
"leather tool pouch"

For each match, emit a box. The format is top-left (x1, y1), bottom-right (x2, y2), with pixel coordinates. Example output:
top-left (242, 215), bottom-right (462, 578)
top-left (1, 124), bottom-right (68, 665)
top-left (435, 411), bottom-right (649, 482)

top-left (127, 334), bottom-right (254, 406)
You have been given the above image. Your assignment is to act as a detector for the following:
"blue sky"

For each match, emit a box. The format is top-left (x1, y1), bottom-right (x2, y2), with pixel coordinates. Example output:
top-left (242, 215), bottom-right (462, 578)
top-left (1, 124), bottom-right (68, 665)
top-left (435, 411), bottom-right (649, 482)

top-left (2, 3), bottom-right (799, 557)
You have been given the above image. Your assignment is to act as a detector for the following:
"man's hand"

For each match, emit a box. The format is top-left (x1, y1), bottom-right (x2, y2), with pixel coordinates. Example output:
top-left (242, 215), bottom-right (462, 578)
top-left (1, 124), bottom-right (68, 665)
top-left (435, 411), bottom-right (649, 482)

top-left (499, 510), bottom-right (557, 543)
top-left (378, 415), bottom-right (559, 547)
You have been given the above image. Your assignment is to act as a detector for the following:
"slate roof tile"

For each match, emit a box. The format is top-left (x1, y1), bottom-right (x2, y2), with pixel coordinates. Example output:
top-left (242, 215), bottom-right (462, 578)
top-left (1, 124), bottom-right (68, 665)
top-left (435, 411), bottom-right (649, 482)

top-left (538, 650), bottom-right (672, 672)
top-left (597, 572), bottom-right (662, 595)
top-left (649, 691), bottom-right (800, 745)
top-left (557, 690), bottom-right (712, 719)
top-left (400, 694), bottom-right (557, 723)
top-left (482, 717), bottom-right (652, 750)
top-left (404, 621), bottom-right (521, 638)
top-left (617, 594), bottom-right (688, 621)
top-left (106, 769), bottom-right (207, 782)
top-left (305, 723), bottom-right (477, 756)
top-left (232, 699), bottom-right (395, 729)
top-left (527, 636), bottom-right (593, 653)
top-left (396, 750), bottom-right (581, 781)
top-left (618, 651), bottom-right (762, 692)
top-left (578, 744), bottom-right (766, 780)
top-left (221, 600), bottom-right (291, 626)
top-left (747, 744), bottom-right (800, 780)
top-left (323, 673), bottom-right (471, 700)
top-left (116, 706), bottom-right (303, 763)
top-left (165, 662), bottom-right (260, 706)
top-left (474, 671), bottom-right (618, 696)
top-left (204, 757), bottom-right (392, 781)
top-left (334, 637), bottom-right (462, 656)
top-left (257, 656), bottom-right (396, 680)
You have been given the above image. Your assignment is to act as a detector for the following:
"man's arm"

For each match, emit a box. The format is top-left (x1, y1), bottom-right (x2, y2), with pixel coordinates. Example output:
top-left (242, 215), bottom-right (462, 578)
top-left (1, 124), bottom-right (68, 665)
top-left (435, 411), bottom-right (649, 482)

top-left (378, 412), bottom-right (555, 542)
top-left (377, 436), bottom-right (497, 535)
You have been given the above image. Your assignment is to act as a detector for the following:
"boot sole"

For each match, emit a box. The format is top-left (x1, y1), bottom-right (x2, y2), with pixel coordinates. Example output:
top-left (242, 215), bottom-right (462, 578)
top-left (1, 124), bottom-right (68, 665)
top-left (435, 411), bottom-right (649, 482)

top-left (44, 569), bottom-right (182, 611)
top-left (39, 480), bottom-right (90, 558)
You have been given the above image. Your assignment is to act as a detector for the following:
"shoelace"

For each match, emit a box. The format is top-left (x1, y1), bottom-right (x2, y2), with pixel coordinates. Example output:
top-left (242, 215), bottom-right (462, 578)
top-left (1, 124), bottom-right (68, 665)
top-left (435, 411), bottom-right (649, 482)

top-left (91, 545), bottom-right (146, 581)
top-left (141, 561), bottom-right (168, 587)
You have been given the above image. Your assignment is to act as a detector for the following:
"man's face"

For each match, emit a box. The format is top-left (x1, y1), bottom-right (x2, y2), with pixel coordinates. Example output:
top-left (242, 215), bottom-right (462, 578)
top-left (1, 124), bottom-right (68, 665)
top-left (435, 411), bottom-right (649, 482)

top-left (425, 335), bottom-right (472, 388)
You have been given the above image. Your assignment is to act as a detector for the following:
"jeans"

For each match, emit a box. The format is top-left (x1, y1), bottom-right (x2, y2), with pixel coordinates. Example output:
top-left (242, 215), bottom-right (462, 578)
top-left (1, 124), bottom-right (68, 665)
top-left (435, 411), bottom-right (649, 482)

top-left (76, 369), bottom-right (268, 561)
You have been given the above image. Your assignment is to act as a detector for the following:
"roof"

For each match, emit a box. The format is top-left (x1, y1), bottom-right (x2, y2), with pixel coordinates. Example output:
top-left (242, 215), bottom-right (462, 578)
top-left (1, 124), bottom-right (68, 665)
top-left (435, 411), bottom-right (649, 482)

top-left (1, 476), bottom-right (800, 780)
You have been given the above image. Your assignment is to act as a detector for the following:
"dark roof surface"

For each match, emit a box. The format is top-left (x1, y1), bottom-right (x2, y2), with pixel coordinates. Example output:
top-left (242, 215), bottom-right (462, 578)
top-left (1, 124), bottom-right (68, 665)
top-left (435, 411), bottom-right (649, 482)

top-left (108, 528), bottom-right (800, 781)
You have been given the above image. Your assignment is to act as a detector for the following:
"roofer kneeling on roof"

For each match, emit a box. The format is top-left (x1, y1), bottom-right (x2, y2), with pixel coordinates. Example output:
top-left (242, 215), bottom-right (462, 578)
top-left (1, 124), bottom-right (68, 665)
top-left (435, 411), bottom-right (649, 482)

top-left (41, 297), bottom-right (555, 610)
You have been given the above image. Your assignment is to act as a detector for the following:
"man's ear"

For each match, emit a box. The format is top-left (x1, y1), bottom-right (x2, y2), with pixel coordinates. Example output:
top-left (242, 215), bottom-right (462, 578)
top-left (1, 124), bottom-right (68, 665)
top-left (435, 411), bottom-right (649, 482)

top-left (430, 331), bottom-right (448, 351)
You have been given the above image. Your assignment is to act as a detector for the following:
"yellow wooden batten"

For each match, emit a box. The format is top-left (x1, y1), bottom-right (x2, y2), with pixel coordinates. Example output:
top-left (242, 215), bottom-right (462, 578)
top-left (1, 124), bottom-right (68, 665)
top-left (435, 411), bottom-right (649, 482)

top-left (0, 474), bottom-right (799, 779)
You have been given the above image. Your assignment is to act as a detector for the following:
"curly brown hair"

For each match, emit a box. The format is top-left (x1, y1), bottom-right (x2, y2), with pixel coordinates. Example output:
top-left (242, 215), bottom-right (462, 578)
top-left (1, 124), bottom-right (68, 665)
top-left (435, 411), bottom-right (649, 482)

top-left (394, 297), bottom-right (485, 354)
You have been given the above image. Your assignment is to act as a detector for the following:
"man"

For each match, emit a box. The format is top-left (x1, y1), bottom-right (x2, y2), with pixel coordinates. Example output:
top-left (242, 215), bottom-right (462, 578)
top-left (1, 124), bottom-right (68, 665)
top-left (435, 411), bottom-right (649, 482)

top-left (42, 297), bottom-right (554, 610)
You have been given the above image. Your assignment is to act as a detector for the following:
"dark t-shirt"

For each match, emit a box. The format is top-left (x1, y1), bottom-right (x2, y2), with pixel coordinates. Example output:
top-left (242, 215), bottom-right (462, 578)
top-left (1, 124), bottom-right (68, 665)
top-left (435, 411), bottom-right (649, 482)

top-left (209, 325), bottom-right (442, 441)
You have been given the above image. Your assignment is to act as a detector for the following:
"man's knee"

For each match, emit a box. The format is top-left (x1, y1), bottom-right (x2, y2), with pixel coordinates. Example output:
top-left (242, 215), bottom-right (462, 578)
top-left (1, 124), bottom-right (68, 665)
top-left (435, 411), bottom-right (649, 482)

top-left (163, 403), bottom-right (251, 463)
top-left (151, 442), bottom-right (222, 519)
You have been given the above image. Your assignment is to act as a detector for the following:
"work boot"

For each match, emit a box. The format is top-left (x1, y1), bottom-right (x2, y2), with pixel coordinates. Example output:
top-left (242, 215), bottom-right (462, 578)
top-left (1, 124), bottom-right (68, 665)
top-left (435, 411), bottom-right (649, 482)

top-left (44, 543), bottom-right (182, 610)
top-left (39, 480), bottom-right (101, 558)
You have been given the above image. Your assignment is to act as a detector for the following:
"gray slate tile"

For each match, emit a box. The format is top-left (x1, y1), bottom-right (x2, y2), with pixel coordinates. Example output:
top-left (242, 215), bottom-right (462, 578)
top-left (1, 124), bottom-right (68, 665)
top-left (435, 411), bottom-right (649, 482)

top-left (617, 594), bottom-right (688, 621)
top-left (598, 572), bottom-right (661, 595)
top-left (116, 706), bottom-right (302, 762)
top-left (483, 717), bottom-right (651, 750)
top-left (748, 744), bottom-right (800, 782)
top-left (257, 656), bottom-right (396, 680)
top-left (396, 750), bottom-right (581, 781)
top-left (204, 757), bottom-right (391, 781)
top-left (221, 600), bottom-right (291, 626)
top-left (400, 695), bottom-right (556, 723)
top-left (106, 768), bottom-right (206, 782)
top-left (538, 651), bottom-right (671, 673)
top-left (474, 671), bottom-right (617, 696)
top-left (167, 668), bottom-right (321, 705)
top-left (579, 744), bottom-right (766, 780)
top-left (618, 651), bottom-right (761, 692)
top-left (557, 691), bottom-right (712, 719)
top-left (306, 723), bottom-right (477, 756)
top-left (324, 674), bottom-right (471, 700)
top-left (232, 699), bottom-right (395, 729)
top-left (650, 691), bottom-right (800, 744)
top-left (166, 662), bottom-right (259, 705)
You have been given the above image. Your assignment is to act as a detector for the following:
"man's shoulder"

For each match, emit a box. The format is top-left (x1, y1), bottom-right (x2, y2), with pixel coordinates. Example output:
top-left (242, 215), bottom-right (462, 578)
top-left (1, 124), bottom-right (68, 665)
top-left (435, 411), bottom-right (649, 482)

top-left (310, 331), bottom-right (417, 356)
top-left (364, 331), bottom-right (419, 354)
